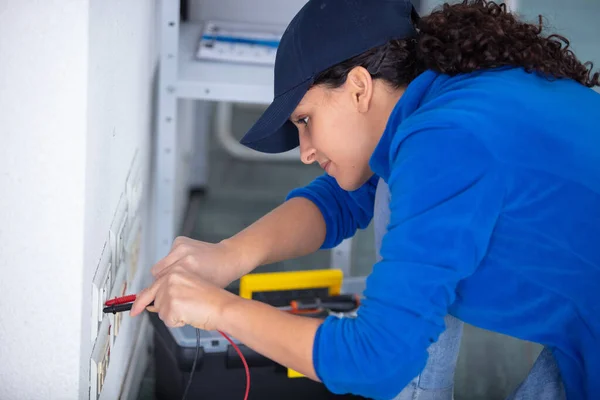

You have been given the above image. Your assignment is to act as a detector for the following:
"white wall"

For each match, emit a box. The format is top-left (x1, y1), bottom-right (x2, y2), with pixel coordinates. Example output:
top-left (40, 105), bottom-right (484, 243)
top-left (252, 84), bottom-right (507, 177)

top-left (83, 1), bottom-right (158, 399)
top-left (0, 1), bottom-right (159, 399)
top-left (0, 2), bottom-right (88, 399)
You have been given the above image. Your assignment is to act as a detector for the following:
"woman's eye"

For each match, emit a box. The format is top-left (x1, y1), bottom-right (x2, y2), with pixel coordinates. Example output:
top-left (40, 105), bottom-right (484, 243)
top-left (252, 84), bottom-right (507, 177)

top-left (296, 116), bottom-right (309, 125)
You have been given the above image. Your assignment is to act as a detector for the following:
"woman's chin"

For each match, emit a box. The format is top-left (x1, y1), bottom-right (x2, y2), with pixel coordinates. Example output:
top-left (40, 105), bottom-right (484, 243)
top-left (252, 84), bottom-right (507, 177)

top-left (334, 169), bottom-right (375, 191)
top-left (334, 175), bottom-right (363, 192)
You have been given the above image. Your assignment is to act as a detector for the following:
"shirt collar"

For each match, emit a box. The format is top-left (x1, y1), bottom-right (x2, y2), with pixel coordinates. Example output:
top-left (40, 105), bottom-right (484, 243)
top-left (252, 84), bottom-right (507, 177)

top-left (369, 70), bottom-right (442, 180)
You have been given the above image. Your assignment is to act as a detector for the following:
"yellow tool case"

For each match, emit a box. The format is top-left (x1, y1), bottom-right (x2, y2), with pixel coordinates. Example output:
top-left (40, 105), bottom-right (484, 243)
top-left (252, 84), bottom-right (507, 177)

top-left (239, 269), bottom-right (344, 378)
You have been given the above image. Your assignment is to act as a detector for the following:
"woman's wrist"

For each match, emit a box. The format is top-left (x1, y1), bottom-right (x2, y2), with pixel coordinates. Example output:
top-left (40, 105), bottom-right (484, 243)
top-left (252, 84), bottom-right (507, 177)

top-left (219, 235), bottom-right (262, 278)
top-left (216, 293), bottom-right (247, 333)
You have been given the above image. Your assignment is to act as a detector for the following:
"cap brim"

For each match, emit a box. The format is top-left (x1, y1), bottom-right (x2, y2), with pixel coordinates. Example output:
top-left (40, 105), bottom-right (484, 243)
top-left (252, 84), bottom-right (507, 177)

top-left (240, 79), bottom-right (312, 154)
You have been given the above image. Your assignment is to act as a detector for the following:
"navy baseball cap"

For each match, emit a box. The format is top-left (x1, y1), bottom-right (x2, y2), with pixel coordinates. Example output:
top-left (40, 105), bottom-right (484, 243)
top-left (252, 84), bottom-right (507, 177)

top-left (240, 0), bottom-right (419, 154)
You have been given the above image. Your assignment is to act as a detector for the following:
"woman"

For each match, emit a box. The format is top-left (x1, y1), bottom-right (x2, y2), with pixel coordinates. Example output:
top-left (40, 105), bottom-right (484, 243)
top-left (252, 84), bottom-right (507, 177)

top-left (132, 1), bottom-right (600, 399)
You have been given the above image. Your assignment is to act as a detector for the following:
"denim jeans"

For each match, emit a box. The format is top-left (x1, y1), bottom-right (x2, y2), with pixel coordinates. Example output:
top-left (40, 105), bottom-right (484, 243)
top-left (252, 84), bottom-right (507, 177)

top-left (373, 179), bottom-right (565, 400)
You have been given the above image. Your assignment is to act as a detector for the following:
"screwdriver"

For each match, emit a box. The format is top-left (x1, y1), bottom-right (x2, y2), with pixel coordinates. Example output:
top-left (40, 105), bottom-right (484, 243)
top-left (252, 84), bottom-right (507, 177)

top-left (285, 294), bottom-right (360, 313)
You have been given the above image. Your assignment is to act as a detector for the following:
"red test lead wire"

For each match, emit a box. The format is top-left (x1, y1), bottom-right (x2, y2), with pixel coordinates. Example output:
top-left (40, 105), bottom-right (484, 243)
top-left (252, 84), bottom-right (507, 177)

top-left (219, 330), bottom-right (251, 400)
top-left (104, 294), bottom-right (137, 306)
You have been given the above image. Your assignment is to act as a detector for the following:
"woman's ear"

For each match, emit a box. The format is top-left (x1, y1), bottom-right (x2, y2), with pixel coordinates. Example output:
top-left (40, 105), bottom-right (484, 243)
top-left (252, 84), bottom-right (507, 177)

top-left (346, 66), bottom-right (374, 113)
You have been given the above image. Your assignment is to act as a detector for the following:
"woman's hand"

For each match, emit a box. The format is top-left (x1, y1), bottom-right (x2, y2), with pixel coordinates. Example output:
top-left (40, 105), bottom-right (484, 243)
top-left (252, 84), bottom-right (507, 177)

top-left (150, 236), bottom-right (250, 289)
top-left (130, 265), bottom-right (240, 330)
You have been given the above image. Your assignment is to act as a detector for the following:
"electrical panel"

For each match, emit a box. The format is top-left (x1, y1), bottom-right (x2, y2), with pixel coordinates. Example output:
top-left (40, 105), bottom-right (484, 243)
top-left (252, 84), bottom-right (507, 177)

top-left (125, 151), bottom-right (144, 284)
top-left (124, 218), bottom-right (142, 285)
top-left (110, 266), bottom-right (127, 345)
top-left (109, 196), bottom-right (128, 281)
top-left (91, 245), bottom-right (112, 342)
top-left (89, 149), bottom-right (147, 398)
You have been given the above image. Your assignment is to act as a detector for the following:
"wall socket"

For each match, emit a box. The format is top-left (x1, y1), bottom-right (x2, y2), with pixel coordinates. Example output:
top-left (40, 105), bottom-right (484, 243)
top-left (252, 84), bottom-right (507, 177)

top-left (124, 215), bottom-right (142, 286)
top-left (90, 317), bottom-right (111, 400)
top-left (110, 266), bottom-right (128, 346)
top-left (109, 196), bottom-right (128, 277)
top-left (91, 244), bottom-right (113, 343)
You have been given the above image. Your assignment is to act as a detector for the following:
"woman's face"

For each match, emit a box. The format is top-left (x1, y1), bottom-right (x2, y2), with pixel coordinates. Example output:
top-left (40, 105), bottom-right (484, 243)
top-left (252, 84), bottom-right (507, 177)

top-left (290, 67), bottom-right (404, 191)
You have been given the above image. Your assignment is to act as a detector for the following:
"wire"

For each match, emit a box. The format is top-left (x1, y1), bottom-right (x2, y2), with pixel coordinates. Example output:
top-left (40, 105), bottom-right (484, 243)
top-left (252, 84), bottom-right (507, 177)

top-left (219, 330), bottom-right (251, 400)
top-left (180, 329), bottom-right (250, 400)
top-left (181, 328), bottom-right (201, 400)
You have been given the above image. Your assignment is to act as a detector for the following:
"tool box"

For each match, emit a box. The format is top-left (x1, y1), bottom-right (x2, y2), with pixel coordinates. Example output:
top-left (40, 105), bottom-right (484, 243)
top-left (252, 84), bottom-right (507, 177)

top-left (150, 270), bottom-right (369, 399)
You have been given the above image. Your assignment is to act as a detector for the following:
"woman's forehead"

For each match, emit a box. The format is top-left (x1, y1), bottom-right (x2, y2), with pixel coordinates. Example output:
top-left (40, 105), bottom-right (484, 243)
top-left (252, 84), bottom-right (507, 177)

top-left (300, 85), bottom-right (337, 106)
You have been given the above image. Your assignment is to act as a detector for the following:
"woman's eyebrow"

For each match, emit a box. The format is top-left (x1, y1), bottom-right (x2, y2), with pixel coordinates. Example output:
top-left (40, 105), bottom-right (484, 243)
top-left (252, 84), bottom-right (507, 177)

top-left (291, 99), bottom-right (312, 120)
top-left (289, 109), bottom-right (303, 121)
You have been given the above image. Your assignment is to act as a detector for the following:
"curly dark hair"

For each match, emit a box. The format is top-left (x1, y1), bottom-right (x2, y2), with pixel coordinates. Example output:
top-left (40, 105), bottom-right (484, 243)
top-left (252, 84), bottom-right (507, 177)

top-left (314, 0), bottom-right (600, 89)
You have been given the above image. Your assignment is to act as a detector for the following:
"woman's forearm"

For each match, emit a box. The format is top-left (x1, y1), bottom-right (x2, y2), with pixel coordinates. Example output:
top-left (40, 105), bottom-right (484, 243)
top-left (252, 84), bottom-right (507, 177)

top-left (214, 199), bottom-right (327, 378)
top-left (219, 296), bottom-right (323, 381)
top-left (222, 197), bottom-right (326, 277)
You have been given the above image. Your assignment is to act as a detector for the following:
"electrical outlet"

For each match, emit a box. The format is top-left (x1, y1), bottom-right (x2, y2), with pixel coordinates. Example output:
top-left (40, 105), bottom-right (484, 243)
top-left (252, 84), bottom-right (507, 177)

top-left (110, 266), bottom-right (127, 346)
top-left (90, 318), bottom-right (111, 400)
top-left (117, 214), bottom-right (128, 272)
top-left (109, 196), bottom-right (128, 278)
top-left (113, 306), bottom-right (124, 345)
top-left (124, 215), bottom-right (142, 285)
top-left (91, 243), bottom-right (112, 343)
top-left (100, 269), bottom-right (112, 316)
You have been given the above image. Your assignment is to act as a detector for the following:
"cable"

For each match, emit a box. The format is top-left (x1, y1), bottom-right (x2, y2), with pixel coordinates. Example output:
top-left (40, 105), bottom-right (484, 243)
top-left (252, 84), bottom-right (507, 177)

top-left (219, 330), bottom-right (251, 400)
top-left (180, 329), bottom-right (250, 400)
top-left (181, 328), bottom-right (201, 400)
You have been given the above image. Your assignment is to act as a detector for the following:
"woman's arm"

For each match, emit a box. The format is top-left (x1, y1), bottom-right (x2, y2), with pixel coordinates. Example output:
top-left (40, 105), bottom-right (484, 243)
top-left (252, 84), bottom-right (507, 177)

top-left (150, 197), bottom-right (326, 287)
top-left (220, 296), bottom-right (322, 380)
top-left (152, 174), bottom-right (377, 287)
top-left (225, 173), bottom-right (377, 276)
top-left (223, 197), bottom-right (327, 272)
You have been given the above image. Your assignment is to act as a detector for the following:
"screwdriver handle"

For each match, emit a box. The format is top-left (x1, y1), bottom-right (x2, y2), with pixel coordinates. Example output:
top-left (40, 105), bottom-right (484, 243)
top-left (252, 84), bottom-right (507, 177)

top-left (103, 300), bottom-right (154, 314)
top-left (291, 294), bottom-right (360, 313)
top-left (322, 294), bottom-right (360, 312)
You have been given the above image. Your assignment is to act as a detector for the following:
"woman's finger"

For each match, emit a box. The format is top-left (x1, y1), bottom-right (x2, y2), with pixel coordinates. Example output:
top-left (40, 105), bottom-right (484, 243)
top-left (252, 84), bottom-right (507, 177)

top-left (150, 277), bottom-right (181, 326)
top-left (146, 305), bottom-right (158, 313)
top-left (130, 282), bottom-right (160, 316)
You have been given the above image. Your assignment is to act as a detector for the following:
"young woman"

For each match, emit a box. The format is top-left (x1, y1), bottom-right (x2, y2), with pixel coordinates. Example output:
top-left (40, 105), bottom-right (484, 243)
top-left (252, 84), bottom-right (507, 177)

top-left (132, 1), bottom-right (600, 399)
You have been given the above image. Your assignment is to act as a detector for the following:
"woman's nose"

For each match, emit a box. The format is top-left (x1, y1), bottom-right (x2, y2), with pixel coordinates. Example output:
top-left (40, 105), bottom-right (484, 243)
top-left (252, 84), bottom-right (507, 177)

top-left (299, 137), bottom-right (316, 165)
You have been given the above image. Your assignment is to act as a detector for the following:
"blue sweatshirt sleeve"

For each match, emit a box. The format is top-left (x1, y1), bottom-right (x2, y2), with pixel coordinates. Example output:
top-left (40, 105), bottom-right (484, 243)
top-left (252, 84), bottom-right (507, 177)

top-left (286, 173), bottom-right (378, 249)
top-left (312, 127), bottom-right (505, 399)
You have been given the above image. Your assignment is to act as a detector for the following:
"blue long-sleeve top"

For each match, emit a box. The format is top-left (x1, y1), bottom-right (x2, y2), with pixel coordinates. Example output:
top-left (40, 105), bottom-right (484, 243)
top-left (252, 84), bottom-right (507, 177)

top-left (287, 68), bottom-right (600, 400)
